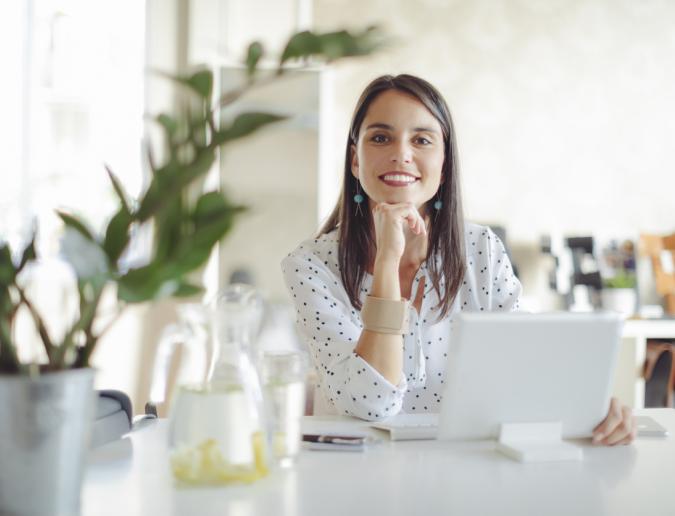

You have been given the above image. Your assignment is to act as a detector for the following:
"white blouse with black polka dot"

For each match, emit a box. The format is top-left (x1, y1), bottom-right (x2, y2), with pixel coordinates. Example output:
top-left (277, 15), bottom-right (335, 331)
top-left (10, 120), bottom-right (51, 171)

top-left (281, 222), bottom-right (522, 421)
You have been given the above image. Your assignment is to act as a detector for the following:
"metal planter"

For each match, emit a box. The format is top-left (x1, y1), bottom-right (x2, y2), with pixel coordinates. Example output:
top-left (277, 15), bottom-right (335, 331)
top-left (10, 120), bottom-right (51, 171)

top-left (0, 368), bottom-right (95, 516)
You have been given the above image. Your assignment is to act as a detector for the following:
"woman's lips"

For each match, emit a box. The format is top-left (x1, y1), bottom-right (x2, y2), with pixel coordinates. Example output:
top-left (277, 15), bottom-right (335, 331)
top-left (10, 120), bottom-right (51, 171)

top-left (379, 173), bottom-right (420, 187)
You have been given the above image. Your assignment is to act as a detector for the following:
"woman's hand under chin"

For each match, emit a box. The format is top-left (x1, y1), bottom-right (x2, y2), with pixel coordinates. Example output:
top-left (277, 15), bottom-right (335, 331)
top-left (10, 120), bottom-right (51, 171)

top-left (372, 202), bottom-right (426, 263)
top-left (592, 397), bottom-right (636, 446)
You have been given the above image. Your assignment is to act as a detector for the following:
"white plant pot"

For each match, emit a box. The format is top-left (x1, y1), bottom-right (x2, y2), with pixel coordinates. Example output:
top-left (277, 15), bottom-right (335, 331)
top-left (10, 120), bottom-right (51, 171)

top-left (0, 368), bottom-right (95, 516)
top-left (601, 288), bottom-right (637, 318)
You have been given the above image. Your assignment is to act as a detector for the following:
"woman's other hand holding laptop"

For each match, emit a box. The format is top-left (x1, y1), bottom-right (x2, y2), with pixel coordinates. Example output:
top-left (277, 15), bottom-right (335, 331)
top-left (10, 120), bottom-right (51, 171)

top-left (593, 398), bottom-right (636, 446)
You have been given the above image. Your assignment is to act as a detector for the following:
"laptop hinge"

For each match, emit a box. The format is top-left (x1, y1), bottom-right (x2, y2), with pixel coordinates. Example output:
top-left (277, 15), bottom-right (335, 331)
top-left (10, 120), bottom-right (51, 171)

top-left (497, 421), bottom-right (583, 462)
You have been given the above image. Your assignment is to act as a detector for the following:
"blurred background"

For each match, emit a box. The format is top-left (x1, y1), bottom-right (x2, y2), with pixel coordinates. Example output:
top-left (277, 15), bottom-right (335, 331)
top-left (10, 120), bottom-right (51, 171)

top-left (2, 0), bottom-right (674, 412)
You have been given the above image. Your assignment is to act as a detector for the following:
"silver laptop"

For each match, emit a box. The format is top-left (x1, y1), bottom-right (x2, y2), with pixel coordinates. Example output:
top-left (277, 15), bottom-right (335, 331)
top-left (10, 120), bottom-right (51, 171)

top-left (373, 312), bottom-right (622, 441)
top-left (437, 312), bottom-right (622, 440)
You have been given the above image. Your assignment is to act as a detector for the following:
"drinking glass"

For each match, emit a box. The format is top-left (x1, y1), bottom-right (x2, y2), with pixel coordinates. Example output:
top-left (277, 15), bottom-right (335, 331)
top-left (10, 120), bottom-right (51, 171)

top-left (259, 351), bottom-right (307, 468)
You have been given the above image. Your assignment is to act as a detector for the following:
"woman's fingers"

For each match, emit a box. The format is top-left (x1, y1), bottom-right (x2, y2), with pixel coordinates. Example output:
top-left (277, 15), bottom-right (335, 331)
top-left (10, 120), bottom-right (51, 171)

top-left (405, 210), bottom-right (424, 235)
top-left (397, 204), bottom-right (426, 235)
top-left (614, 428), bottom-right (637, 446)
top-left (371, 203), bottom-right (426, 261)
top-left (373, 202), bottom-right (425, 233)
top-left (592, 398), bottom-right (635, 446)
top-left (603, 409), bottom-right (636, 446)
top-left (592, 398), bottom-right (621, 442)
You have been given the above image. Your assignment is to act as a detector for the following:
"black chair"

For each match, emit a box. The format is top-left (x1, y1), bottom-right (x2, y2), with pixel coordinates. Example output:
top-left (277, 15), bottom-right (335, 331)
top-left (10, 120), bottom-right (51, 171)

top-left (91, 390), bottom-right (133, 448)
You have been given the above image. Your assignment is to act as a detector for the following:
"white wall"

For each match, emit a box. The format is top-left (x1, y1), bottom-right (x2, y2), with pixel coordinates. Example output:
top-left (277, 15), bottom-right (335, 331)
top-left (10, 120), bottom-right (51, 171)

top-left (312, 0), bottom-right (675, 307)
top-left (217, 68), bottom-right (326, 301)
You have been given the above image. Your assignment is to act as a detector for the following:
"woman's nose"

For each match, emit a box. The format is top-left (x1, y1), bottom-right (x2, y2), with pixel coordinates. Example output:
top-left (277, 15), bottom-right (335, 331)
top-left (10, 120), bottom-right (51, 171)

top-left (390, 141), bottom-right (412, 164)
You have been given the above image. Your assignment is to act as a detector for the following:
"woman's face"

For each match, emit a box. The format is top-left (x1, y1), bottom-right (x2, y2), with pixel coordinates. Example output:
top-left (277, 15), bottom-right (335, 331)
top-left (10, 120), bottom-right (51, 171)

top-left (351, 90), bottom-right (445, 211)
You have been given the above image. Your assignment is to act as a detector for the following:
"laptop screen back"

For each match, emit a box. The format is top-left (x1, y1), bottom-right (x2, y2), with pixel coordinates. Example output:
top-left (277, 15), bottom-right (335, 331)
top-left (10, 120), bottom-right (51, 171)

top-left (437, 312), bottom-right (622, 440)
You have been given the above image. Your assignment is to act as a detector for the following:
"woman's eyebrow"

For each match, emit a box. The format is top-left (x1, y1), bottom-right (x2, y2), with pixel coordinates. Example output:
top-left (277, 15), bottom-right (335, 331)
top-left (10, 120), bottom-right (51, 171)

top-left (413, 126), bottom-right (440, 134)
top-left (365, 122), bottom-right (394, 131)
top-left (364, 122), bottom-right (440, 134)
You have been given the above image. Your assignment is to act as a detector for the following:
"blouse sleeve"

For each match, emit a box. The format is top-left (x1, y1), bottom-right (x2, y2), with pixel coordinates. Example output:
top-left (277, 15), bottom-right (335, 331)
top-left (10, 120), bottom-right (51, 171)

top-left (281, 250), bottom-right (407, 421)
top-left (485, 228), bottom-right (522, 311)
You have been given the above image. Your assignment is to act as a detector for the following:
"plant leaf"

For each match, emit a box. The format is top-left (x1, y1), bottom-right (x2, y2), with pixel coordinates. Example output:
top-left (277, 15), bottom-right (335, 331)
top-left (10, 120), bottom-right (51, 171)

top-left (175, 69), bottom-right (213, 99)
top-left (153, 195), bottom-right (186, 262)
top-left (193, 191), bottom-right (230, 220)
top-left (245, 41), bottom-right (264, 78)
top-left (279, 27), bottom-right (385, 66)
top-left (0, 244), bottom-right (14, 286)
top-left (56, 211), bottom-right (97, 242)
top-left (61, 228), bottom-right (109, 280)
top-left (103, 208), bottom-right (132, 264)
top-left (117, 264), bottom-right (205, 303)
top-left (213, 112), bottom-right (286, 145)
top-left (136, 147), bottom-right (216, 221)
top-left (105, 165), bottom-right (131, 214)
top-left (175, 196), bottom-right (244, 266)
top-left (156, 113), bottom-right (178, 137)
top-left (18, 233), bottom-right (37, 272)
top-left (279, 31), bottom-right (322, 65)
top-left (117, 193), bottom-right (243, 303)
top-left (173, 281), bottom-right (203, 298)
top-left (0, 284), bottom-right (13, 313)
top-left (193, 191), bottom-right (246, 230)
top-left (116, 263), bottom-right (164, 303)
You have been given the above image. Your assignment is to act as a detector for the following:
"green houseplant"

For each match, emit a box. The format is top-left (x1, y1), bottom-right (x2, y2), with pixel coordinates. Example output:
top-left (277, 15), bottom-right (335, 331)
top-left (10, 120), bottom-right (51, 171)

top-left (603, 271), bottom-right (637, 290)
top-left (602, 271), bottom-right (638, 317)
top-left (0, 27), bottom-right (383, 516)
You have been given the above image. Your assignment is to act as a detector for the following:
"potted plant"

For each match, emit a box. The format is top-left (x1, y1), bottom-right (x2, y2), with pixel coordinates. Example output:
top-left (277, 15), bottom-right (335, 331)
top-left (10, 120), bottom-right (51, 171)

top-left (0, 27), bottom-right (383, 515)
top-left (601, 271), bottom-right (638, 317)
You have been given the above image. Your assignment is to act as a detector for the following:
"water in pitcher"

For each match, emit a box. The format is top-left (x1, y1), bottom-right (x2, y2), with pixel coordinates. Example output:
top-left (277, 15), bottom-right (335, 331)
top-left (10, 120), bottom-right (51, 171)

top-left (169, 384), bottom-right (268, 484)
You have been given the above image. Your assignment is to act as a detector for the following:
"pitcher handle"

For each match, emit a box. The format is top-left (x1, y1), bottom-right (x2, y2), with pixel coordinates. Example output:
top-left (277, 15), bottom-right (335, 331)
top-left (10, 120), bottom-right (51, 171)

top-left (148, 322), bottom-right (187, 407)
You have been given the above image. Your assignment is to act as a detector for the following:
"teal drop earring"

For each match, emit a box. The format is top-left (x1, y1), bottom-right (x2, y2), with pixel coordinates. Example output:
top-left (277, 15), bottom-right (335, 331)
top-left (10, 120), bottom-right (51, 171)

top-left (354, 181), bottom-right (364, 216)
top-left (433, 189), bottom-right (442, 220)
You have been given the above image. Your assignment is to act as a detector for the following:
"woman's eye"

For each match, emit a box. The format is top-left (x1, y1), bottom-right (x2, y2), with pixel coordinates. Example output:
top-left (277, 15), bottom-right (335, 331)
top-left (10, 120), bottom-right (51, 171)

top-left (415, 136), bottom-right (432, 145)
top-left (371, 134), bottom-right (388, 143)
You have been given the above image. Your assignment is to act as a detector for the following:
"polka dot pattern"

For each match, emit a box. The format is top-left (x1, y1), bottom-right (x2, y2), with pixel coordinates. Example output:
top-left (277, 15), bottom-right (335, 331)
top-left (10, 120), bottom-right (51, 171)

top-left (281, 223), bottom-right (522, 421)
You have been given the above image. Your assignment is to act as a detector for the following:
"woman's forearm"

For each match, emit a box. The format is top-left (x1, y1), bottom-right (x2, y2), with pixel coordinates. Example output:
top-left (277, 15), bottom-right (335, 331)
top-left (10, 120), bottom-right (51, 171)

top-left (354, 257), bottom-right (404, 384)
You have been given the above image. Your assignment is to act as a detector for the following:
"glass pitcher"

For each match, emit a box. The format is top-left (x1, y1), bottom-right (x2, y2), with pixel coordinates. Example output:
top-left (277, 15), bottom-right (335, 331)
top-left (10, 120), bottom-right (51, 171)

top-left (150, 285), bottom-right (269, 485)
top-left (148, 303), bottom-right (211, 410)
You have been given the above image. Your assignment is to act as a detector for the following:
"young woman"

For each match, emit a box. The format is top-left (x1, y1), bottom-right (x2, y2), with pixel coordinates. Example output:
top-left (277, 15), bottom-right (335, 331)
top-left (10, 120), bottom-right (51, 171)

top-left (282, 74), bottom-right (635, 445)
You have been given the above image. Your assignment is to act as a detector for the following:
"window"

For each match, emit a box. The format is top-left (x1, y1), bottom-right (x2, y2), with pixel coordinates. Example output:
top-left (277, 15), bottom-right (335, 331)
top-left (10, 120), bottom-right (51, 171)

top-left (0, 0), bottom-right (145, 250)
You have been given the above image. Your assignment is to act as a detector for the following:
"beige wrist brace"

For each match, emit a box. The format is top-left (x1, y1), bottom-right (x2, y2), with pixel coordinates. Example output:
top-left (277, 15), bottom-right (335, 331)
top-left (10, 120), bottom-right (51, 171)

top-left (361, 296), bottom-right (410, 335)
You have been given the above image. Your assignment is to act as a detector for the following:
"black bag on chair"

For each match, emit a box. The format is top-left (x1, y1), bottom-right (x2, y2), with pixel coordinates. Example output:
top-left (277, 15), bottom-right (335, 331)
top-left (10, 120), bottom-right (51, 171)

top-left (644, 343), bottom-right (674, 408)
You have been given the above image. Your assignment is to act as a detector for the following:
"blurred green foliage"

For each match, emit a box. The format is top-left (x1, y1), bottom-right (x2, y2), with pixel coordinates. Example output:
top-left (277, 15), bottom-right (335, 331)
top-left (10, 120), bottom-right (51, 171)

top-left (603, 272), bottom-right (637, 289)
top-left (0, 27), bottom-right (384, 373)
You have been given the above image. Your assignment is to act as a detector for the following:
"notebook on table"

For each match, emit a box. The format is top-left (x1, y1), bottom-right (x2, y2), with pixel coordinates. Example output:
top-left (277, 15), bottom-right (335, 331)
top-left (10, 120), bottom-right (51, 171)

top-left (371, 413), bottom-right (439, 440)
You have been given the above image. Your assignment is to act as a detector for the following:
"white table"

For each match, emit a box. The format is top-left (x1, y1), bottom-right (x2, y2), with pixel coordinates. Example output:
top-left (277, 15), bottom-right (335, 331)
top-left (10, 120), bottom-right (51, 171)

top-left (84, 410), bottom-right (675, 516)
top-left (614, 319), bottom-right (675, 408)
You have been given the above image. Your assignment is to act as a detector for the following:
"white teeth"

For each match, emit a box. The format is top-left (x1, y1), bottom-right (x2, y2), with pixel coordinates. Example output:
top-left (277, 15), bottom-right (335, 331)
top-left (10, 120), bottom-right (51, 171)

top-left (381, 174), bottom-right (417, 183)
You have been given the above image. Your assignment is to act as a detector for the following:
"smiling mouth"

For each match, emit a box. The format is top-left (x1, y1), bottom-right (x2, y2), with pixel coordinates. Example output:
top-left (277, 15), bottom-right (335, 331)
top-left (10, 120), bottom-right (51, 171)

top-left (379, 173), bottom-right (420, 187)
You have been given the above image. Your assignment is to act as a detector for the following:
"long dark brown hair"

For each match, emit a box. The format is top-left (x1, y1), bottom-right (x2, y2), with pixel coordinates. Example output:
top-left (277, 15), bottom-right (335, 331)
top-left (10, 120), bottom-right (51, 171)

top-left (319, 74), bottom-right (465, 319)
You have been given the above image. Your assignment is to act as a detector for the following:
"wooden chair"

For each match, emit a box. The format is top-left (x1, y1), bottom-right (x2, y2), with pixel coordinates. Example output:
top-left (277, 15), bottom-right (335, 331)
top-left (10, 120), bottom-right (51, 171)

top-left (639, 234), bottom-right (675, 406)
top-left (639, 233), bottom-right (675, 315)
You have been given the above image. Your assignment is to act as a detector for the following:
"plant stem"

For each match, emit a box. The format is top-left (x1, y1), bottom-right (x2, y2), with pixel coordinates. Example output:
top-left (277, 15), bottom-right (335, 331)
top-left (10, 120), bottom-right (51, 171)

top-left (16, 285), bottom-right (55, 364)
top-left (54, 282), bottom-right (106, 369)
top-left (0, 319), bottom-right (21, 373)
top-left (212, 67), bottom-right (288, 115)
top-left (74, 306), bottom-right (125, 368)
